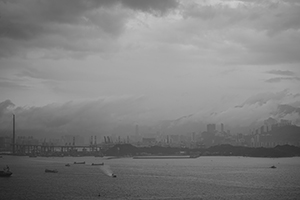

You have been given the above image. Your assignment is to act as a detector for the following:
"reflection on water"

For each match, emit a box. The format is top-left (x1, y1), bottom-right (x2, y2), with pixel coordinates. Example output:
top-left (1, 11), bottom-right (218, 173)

top-left (1, 156), bottom-right (300, 200)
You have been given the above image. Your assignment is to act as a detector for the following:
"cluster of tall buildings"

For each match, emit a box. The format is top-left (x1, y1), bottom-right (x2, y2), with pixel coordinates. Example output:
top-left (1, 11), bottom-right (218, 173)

top-left (249, 119), bottom-right (298, 147)
top-left (1, 118), bottom-right (299, 152)
top-left (103, 123), bottom-right (233, 148)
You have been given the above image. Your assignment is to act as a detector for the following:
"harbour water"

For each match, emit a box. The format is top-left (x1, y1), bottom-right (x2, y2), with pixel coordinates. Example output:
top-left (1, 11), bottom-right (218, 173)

top-left (1, 156), bottom-right (300, 199)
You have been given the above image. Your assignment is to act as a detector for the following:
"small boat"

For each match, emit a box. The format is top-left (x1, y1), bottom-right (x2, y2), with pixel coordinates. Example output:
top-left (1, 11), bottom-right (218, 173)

top-left (270, 165), bottom-right (276, 169)
top-left (45, 169), bottom-right (58, 173)
top-left (0, 170), bottom-right (12, 177)
top-left (73, 161), bottom-right (85, 164)
top-left (65, 163), bottom-right (70, 167)
top-left (91, 163), bottom-right (104, 166)
top-left (112, 173), bottom-right (117, 178)
top-left (0, 165), bottom-right (12, 177)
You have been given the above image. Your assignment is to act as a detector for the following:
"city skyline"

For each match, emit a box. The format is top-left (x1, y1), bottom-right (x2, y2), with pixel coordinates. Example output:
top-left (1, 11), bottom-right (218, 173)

top-left (2, 119), bottom-right (298, 151)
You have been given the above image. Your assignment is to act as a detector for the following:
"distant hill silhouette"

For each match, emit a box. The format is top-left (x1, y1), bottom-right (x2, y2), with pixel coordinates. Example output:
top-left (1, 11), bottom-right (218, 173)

top-left (104, 144), bottom-right (188, 156)
top-left (104, 143), bottom-right (300, 158)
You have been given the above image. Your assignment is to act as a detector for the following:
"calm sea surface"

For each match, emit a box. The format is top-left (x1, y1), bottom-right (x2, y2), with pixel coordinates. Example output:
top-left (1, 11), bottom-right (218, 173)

top-left (1, 156), bottom-right (300, 200)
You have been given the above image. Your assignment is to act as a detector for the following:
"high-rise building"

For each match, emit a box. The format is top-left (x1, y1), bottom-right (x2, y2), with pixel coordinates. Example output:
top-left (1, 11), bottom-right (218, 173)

top-left (207, 124), bottom-right (216, 133)
top-left (260, 126), bottom-right (264, 134)
top-left (221, 123), bottom-right (224, 133)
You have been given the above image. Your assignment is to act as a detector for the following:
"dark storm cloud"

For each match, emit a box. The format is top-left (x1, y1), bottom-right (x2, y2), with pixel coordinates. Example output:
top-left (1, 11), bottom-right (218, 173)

top-left (0, 0), bottom-right (178, 39)
top-left (0, 0), bottom-right (179, 57)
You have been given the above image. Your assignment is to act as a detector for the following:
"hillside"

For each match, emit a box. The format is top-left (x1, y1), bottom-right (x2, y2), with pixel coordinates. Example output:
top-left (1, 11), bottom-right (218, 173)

top-left (104, 143), bottom-right (300, 158)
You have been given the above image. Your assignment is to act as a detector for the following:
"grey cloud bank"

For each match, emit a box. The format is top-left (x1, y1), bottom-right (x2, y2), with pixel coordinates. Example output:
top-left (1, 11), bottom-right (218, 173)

top-left (0, 0), bottom-right (300, 140)
top-left (0, 89), bottom-right (299, 139)
top-left (0, 0), bottom-right (178, 57)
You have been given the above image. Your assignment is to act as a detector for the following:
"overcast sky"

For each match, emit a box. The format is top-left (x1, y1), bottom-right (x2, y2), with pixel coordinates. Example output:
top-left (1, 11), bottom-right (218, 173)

top-left (0, 0), bottom-right (300, 137)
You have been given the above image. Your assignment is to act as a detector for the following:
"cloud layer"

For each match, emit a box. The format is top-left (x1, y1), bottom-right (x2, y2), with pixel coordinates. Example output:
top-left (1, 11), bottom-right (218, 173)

top-left (0, 89), bottom-right (299, 139)
top-left (1, 0), bottom-right (299, 63)
top-left (1, 0), bottom-right (300, 140)
top-left (0, 0), bottom-right (178, 58)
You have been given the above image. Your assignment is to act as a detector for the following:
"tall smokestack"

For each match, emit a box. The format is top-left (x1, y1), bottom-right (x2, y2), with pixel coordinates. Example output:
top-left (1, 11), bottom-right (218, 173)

top-left (12, 114), bottom-right (15, 154)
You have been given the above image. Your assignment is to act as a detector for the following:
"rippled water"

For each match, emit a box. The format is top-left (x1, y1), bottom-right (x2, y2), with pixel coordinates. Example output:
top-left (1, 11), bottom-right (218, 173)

top-left (1, 156), bottom-right (300, 199)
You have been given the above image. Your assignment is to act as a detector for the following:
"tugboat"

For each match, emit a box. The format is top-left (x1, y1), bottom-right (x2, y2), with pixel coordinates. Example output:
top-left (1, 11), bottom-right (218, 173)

top-left (270, 165), bottom-right (276, 169)
top-left (0, 165), bottom-right (12, 177)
